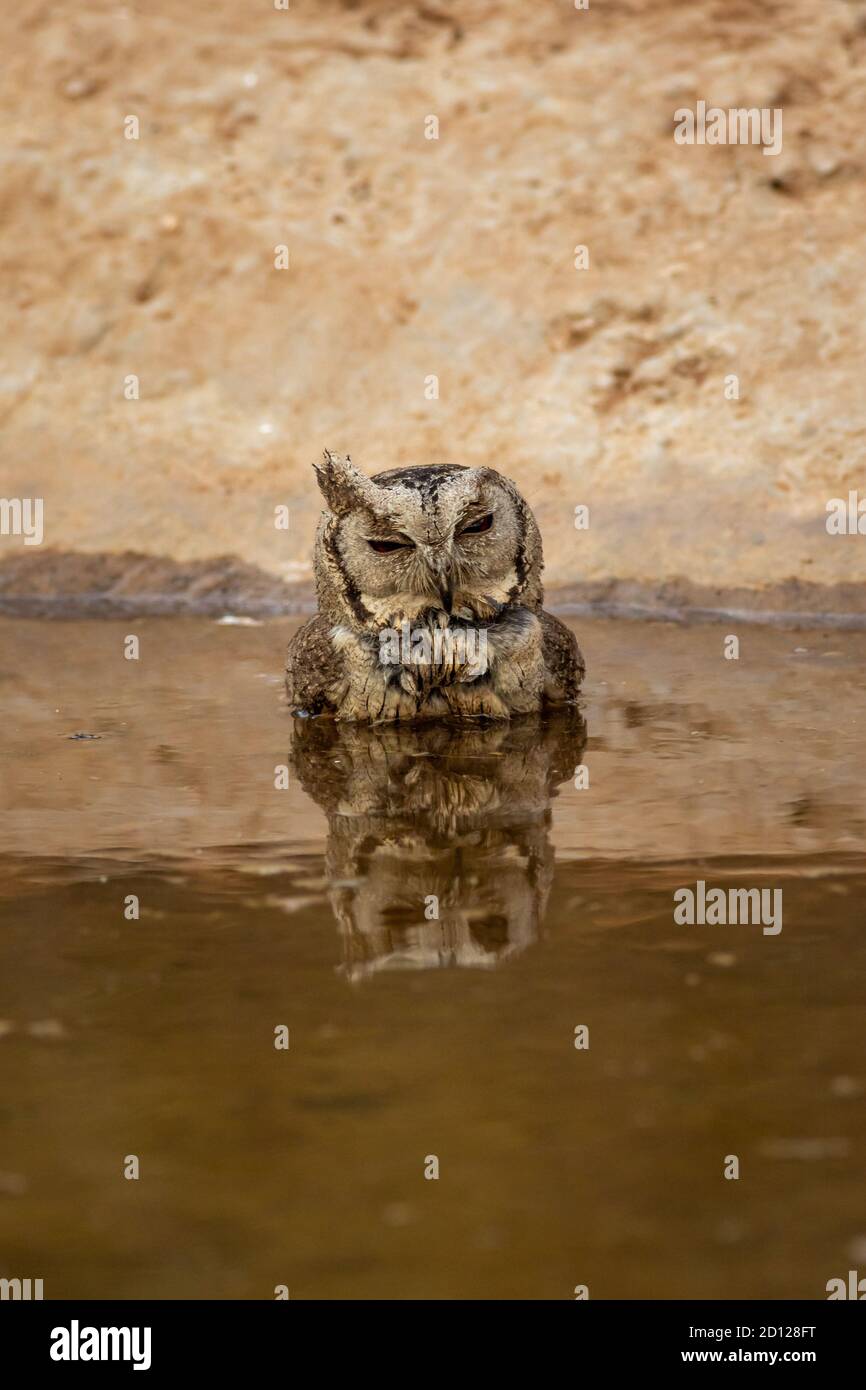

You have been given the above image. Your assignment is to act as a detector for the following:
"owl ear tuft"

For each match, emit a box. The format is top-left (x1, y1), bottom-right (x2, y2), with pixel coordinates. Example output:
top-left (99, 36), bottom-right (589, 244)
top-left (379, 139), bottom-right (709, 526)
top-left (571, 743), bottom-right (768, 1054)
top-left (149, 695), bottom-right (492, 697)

top-left (313, 451), bottom-right (378, 516)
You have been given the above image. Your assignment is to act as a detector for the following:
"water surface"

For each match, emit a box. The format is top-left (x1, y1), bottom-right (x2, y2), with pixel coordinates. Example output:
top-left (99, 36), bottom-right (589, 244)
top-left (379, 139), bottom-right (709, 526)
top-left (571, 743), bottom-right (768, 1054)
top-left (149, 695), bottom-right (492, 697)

top-left (1, 616), bottom-right (864, 1298)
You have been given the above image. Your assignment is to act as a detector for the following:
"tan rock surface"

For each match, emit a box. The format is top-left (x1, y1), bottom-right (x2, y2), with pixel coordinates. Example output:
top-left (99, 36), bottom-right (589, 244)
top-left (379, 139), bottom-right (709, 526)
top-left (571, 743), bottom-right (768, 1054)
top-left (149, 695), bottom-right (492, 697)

top-left (1, 0), bottom-right (865, 612)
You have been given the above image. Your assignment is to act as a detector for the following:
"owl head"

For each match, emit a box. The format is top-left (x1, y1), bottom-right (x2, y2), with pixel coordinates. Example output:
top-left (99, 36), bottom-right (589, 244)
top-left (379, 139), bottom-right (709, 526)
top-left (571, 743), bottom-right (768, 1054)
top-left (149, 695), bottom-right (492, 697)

top-left (312, 452), bottom-right (544, 632)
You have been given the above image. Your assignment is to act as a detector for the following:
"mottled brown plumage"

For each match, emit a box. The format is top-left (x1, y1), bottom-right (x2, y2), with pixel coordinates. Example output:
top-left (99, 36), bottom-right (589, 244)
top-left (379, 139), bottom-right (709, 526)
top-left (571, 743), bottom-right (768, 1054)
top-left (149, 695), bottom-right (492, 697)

top-left (541, 608), bottom-right (586, 702)
top-left (286, 453), bottom-right (584, 721)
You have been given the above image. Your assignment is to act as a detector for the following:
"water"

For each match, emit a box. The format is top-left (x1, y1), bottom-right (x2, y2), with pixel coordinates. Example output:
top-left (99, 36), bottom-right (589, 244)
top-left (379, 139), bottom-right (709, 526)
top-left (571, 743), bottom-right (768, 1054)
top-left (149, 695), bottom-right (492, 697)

top-left (1, 616), bottom-right (864, 1299)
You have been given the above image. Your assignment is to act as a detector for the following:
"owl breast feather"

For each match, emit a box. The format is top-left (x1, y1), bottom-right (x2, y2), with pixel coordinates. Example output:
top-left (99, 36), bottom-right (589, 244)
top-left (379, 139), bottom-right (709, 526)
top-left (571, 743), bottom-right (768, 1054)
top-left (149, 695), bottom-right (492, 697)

top-left (378, 618), bottom-right (489, 693)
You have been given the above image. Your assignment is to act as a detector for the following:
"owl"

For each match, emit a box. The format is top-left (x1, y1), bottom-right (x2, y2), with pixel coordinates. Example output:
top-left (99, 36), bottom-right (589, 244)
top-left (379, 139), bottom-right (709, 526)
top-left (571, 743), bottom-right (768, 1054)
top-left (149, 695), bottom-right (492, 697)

top-left (286, 451), bottom-right (584, 722)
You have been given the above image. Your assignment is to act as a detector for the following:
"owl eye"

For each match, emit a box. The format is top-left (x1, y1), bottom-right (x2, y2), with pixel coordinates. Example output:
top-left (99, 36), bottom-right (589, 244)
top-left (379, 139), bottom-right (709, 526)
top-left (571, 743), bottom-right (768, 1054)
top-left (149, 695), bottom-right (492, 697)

top-left (367, 538), bottom-right (414, 553)
top-left (459, 512), bottom-right (494, 536)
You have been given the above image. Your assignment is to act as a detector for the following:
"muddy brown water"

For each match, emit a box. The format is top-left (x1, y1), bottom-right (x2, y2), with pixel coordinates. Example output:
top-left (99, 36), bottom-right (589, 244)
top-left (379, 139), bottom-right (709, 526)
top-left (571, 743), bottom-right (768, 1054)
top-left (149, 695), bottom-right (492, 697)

top-left (0, 615), bottom-right (864, 1299)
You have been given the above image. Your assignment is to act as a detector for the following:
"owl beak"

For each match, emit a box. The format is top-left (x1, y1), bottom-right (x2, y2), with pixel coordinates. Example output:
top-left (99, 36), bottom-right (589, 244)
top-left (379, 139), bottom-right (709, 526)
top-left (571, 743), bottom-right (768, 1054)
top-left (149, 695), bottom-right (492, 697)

top-left (428, 554), bottom-right (454, 615)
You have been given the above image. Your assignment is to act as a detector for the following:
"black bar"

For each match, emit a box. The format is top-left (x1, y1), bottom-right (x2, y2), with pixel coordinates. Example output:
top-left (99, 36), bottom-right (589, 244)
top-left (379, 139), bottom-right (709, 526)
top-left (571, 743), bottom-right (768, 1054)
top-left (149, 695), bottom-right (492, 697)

top-left (2, 1299), bottom-right (861, 1374)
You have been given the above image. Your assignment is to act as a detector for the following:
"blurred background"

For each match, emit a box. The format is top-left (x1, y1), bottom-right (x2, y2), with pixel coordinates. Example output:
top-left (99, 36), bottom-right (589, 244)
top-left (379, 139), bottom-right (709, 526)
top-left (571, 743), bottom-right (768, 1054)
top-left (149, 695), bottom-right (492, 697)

top-left (2, 0), bottom-right (865, 617)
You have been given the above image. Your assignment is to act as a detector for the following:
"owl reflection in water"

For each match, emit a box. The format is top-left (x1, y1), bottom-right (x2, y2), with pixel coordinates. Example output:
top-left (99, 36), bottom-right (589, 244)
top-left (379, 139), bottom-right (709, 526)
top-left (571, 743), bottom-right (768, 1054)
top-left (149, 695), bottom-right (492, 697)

top-left (291, 713), bottom-right (586, 979)
top-left (286, 452), bottom-right (584, 722)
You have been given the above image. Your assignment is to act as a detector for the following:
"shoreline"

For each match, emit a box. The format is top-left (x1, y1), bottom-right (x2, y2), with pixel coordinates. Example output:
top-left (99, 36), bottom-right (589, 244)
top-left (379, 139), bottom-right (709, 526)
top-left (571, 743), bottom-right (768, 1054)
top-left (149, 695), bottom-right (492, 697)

top-left (2, 551), bottom-right (866, 628)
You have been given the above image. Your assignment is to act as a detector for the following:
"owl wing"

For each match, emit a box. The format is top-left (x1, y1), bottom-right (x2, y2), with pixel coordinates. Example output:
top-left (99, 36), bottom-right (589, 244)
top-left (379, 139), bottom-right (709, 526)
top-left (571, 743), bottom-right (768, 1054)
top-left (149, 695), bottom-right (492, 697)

top-left (540, 608), bottom-right (585, 704)
top-left (286, 615), bottom-right (343, 715)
